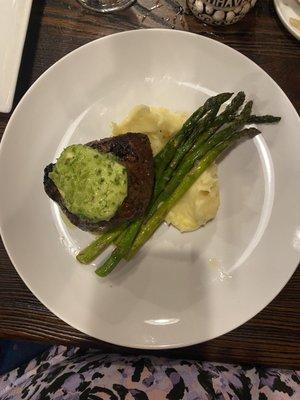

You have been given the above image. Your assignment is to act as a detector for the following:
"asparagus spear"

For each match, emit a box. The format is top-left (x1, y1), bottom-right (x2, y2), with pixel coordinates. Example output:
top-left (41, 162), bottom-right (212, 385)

top-left (76, 226), bottom-right (124, 264)
top-left (149, 101), bottom-right (253, 216)
top-left (95, 223), bottom-right (139, 277)
top-left (154, 108), bottom-right (220, 196)
top-left (154, 92), bottom-right (246, 195)
top-left (126, 127), bottom-right (260, 261)
top-left (154, 92), bottom-right (233, 184)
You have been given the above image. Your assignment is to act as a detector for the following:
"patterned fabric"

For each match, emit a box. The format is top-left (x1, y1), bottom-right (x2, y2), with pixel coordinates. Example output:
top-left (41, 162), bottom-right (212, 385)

top-left (0, 345), bottom-right (299, 399)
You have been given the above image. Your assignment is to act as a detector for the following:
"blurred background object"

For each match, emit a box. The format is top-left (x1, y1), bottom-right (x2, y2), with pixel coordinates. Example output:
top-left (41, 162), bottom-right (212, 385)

top-left (187, 0), bottom-right (258, 25)
top-left (274, 0), bottom-right (300, 41)
top-left (77, 0), bottom-right (136, 12)
top-left (0, 0), bottom-right (32, 113)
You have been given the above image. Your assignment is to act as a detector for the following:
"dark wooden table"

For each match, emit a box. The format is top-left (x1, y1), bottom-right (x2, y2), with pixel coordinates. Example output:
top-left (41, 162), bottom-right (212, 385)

top-left (0, 0), bottom-right (299, 369)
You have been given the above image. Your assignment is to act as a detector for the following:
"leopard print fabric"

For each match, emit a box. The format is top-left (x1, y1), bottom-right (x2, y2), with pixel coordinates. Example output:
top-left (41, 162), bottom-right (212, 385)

top-left (0, 346), bottom-right (299, 399)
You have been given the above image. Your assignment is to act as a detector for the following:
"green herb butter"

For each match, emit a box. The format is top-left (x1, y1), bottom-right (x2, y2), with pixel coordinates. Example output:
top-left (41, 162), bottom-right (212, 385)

top-left (49, 144), bottom-right (127, 221)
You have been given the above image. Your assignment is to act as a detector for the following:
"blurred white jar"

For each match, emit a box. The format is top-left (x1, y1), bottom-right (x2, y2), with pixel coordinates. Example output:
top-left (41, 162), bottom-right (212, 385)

top-left (187, 0), bottom-right (258, 26)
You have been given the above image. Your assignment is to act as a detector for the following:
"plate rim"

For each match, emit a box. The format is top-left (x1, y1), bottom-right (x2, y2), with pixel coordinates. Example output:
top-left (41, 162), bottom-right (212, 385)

top-left (0, 28), bottom-right (300, 349)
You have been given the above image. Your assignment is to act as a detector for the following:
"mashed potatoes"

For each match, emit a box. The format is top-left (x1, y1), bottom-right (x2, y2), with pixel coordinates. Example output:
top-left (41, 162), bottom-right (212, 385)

top-left (112, 105), bottom-right (220, 232)
top-left (112, 105), bottom-right (187, 156)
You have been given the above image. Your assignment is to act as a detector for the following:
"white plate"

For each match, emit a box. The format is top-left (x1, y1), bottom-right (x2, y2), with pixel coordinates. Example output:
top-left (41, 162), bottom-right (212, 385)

top-left (0, 0), bottom-right (33, 113)
top-left (274, 0), bottom-right (300, 41)
top-left (0, 30), bottom-right (299, 349)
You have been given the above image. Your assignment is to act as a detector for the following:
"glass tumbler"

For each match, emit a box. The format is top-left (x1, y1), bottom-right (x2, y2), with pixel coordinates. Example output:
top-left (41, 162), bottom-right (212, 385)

top-left (77, 0), bottom-right (136, 13)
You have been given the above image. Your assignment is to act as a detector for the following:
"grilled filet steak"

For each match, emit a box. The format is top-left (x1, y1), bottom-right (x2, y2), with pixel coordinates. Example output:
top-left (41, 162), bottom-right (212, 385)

top-left (44, 133), bottom-right (154, 232)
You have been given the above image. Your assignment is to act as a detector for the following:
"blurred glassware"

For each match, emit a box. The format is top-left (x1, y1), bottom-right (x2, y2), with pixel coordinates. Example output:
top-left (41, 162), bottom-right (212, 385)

top-left (187, 0), bottom-right (258, 26)
top-left (77, 0), bottom-right (135, 13)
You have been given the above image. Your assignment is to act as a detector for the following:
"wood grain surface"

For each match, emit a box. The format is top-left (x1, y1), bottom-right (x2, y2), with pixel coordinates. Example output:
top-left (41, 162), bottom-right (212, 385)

top-left (0, 0), bottom-right (299, 369)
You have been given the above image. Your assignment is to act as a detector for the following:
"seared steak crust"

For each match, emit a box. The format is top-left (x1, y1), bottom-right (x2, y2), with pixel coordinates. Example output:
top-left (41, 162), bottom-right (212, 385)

top-left (44, 133), bottom-right (154, 232)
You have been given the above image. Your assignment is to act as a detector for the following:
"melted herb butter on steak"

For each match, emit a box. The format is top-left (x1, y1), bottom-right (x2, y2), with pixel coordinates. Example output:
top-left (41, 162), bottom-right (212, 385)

top-left (49, 144), bottom-right (127, 221)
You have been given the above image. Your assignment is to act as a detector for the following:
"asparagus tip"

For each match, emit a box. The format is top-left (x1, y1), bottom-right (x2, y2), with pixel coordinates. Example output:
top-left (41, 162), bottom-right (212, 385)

top-left (248, 115), bottom-right (281, 124)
